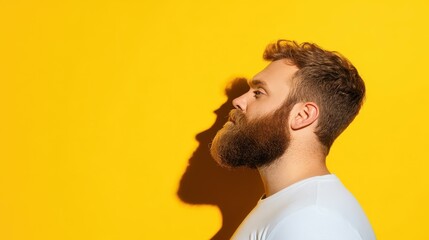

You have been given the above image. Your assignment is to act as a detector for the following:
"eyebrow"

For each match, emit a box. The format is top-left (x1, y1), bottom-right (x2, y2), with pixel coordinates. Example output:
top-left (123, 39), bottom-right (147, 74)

top-left (249, 79), bottom-right (267, 88)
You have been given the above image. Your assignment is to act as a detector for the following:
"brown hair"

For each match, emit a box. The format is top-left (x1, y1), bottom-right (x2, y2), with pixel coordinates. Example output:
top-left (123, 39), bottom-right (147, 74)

top-left (264, 40), bottom-right (365, 152)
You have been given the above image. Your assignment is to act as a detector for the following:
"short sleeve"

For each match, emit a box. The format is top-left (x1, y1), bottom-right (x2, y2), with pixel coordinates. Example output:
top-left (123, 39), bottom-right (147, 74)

top-left (267, 206), bottom-right (363, 240)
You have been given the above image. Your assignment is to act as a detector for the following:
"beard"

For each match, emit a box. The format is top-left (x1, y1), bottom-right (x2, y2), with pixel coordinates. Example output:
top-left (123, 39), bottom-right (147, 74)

top-left (210, 101), bottom-right (293, 169)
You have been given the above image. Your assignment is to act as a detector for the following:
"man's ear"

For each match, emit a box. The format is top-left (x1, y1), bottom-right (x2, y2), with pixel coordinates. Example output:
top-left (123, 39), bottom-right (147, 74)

top-left (290, 102), bottom-right (319, 130)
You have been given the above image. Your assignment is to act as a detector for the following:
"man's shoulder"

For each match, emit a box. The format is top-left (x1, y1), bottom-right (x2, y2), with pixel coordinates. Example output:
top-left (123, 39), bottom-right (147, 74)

top-left (233, 204), bottom-right (375, 240)
top-left (267, 205), bottom-right (365, 240)
top-left (270, 174), bottom-right (356, 214)
top-left (264, 175), bottom-right (376, 240)
top-left (232, 175), bottom-right (376, 240)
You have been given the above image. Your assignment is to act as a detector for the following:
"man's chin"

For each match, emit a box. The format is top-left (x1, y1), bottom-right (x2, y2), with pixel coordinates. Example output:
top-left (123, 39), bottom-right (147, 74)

top-left (215, 158), bottom-right (251, 169)
top-left (211, 144), bottom-right (241, 169)
top-left (210, 148), bottom-right (257, 169)
top-left (210, 147), bottom-right (235, 169)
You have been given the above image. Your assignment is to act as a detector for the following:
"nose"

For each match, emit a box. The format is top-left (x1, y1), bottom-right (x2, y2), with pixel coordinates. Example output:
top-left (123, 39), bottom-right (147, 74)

top-left (232, 93), bottom-right (248, 113)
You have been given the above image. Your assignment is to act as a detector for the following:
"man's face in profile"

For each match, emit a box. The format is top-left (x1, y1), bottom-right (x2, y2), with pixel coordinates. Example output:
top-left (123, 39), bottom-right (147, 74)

top-left (210, 60), bottom-right (299, 168)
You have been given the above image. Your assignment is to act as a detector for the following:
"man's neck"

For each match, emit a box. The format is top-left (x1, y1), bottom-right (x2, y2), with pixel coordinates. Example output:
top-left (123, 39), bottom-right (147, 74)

top-left (257, 150), bottom-right (330, 198)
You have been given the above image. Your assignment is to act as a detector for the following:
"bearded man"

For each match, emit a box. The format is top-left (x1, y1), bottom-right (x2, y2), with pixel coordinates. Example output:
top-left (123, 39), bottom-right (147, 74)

top-left (210, 40), bottom-right (376, 240)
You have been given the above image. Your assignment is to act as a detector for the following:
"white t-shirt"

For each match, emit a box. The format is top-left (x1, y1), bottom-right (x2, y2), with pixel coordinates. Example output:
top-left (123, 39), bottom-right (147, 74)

top-left (232, 174), bottom-right (376, 240)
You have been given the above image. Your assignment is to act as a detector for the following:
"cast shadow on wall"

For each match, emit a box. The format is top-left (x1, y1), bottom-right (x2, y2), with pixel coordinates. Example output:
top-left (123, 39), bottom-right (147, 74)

top-left (177, 77), bottom-right (264, 240)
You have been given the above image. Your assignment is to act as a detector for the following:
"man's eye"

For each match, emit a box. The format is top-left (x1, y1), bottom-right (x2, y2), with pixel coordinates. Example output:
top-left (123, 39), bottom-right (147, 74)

top-left (253, 90), bottom-right (264, 98)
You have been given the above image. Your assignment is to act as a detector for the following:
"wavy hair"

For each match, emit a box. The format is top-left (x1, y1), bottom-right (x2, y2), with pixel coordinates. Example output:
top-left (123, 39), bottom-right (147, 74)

top-left (264, 40), bottom-right (365, 152)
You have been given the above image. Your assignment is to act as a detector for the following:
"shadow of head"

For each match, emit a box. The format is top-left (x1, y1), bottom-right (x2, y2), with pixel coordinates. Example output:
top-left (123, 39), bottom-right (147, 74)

top-left (177, 77), bottom-right (264, 240)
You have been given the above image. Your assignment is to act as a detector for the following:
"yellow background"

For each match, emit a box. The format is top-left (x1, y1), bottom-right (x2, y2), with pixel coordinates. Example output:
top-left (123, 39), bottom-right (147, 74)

top-left (1, 0), bottom-right (428, 239)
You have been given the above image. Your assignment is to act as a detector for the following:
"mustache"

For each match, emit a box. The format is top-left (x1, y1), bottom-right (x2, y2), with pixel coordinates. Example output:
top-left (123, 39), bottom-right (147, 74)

top-left (228, 109), bottom-right (246, 125)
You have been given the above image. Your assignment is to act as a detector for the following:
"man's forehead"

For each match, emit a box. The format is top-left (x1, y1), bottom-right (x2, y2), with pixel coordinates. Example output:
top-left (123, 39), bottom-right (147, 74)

top-left (250, 60), bottom-right (298, 87)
